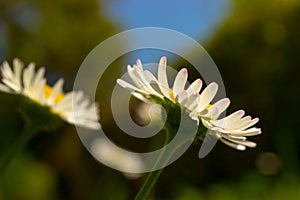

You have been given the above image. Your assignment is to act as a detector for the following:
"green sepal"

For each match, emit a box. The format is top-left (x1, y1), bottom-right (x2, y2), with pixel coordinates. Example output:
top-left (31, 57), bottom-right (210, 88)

top-left (195, 124), bottom-right (207, 143)
top-left (19, 96), bottom-right (64, 132)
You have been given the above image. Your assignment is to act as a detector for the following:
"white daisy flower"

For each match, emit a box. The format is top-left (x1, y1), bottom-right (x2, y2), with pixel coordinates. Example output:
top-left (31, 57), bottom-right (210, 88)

top-left (201, 109), bottom-right (261, 150)
top-left (117, 56), bottom-right (261, 151)
top-left (0, 58), bottom-right (100, 130)
top-left (90, 138), bottom-right (145, 178)
top-left (117, 56), bottom-right (218, 117)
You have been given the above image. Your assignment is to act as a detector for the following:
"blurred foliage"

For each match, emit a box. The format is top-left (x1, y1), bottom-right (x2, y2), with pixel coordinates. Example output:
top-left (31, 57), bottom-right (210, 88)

top-left (0, 0), bottom-right (300, 199)
top-left (0, 0), bottom-right (114, 75)
top-left (155, 0), bottom-right (300, 199)
top-left (172, 172), bottom-right (299, 200)
top-left (205, 0), bottom-right (300, 174)
top-left (1, 153), bottom-right (57, 200)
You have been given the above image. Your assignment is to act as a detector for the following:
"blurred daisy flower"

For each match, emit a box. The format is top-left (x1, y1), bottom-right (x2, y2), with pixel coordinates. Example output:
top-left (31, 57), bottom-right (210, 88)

top-left (0, 58), bottom-right (100, 130)
top-left (117, 56), bottom-right (261, 150)
top-left (90, 138), bottom-right (145, 179)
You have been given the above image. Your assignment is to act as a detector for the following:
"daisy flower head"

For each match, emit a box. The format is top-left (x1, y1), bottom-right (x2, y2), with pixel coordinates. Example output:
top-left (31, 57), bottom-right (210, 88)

top-left (116, 56), bottom-right (218, 116)
top-left (117, 56), bottom-right (261, 151)
top-left (0, 58), bottom-right (100, 130)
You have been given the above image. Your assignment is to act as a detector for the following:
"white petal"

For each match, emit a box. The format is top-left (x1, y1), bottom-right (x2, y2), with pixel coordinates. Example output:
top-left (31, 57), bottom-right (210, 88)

top-left (91, 139), bottom-right (145, 172)
top-left (157, 56), bottom-right (170, 98)
top-left (136, 59), bottom-right (143, 70)
top-left (1, 61), bottom-right (13, 78)
top-left (223, 110), bottom-right (245, 124)
top-left (176, 91), bottom-right (188, 104)
top-left (224, 116), bottom-right (249, 130)
top-left (133, 66), bottom-right (160, 95)
top-left (0, 83), bottom-right (11, 93)
top-left (143, 70), bottom-right (165, 98)
top-left (48, 78), bottom-right (64, 104)
top-left (73, 91), bottom-right (85, 104)
top-left (200, 107), bottom-right (219, 119)
top-left (128, 67), bottom-right (153, 94)
top-left (196, 82), bottom-right (218, 112)
top-left (209, 98), bottom-right (231, 119)
top-left (23, 63), bottom-right (35, 92)
top-left (144, 70), bottom-right (157, 83)
top-left (235, 117), bottom-right (259, 130)
top-left (200, 118), bottom-right (215, 129)
top-left (134, 64), bottom-right (146, 82)
top-left (2, 78), bottom-right (21, 92)
top-left (55, 92), bottom-right (73, 110)
top-left (211, 110), bottom-right (245, 128)
top-left (185, 93), bottom-right (200, 110)
top-left (117, 79), bottom-right (145, 95)
top-left (13, 58), bottom-right (24, 88)
top-left (224, 136), bottom-right (257, 148)
top-left (32, 67), bottom-right (45, 91)
top-left (34, 78), bottom-right (46, 104)
top-left (132, 92), bottom-right (151, 103)
top-left (186, 79), bottom-right (202, 96)
top-left (219, 138), bottom-right (246, 150)
top-left (172, 68), bottom-right (188, 96)
top-left (78, 98), bottom-right (90, 109)
top-left (127, 65), bottom-right (142, 88)
top-left (229, 127), bottom-right (262, 136)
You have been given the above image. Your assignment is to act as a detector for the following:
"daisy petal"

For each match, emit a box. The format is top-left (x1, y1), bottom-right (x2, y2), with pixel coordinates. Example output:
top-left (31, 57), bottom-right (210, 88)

top-left (186, 79), bottom-right (202, 96)
top-left (209, 98), bottom-right (231, 119)
top-left (176, 91), bottom-right (188, 104)
top-left (230, 127), bottom-right (262, 136)
top-left (172, 68), bottom-right (188, 97)
top-left (219, 138), bottom-right (246, 150)
top-left (196, 82), bottom-right (218, 112)
top-left (185, 93), bottom-right (200, 110)
top-left (48, 78), bottom-right (64, 104)
top-left (13, 58), bottom-right (24, 87)
top-left (0, 83), bottom-right (11, 93)
top-left (235, 117), bottom-right (259, 130)
top-left (157, 56), bottom-right (170, 98)
top-left (211, 110), bottom-right (245, 128)
top-left (23, 63), bottom-right (35, 92)
top-left (32, 67), bottom-right (45, 91)
top-left (1, 61), bottom-right (13, 78)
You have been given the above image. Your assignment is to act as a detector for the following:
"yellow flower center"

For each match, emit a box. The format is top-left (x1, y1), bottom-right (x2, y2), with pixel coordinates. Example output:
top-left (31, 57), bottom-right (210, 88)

top-left (168, 89), bottom-right (212, 109)
top-left (44, 85), bottom-right (64, 103)
top-left (169, 89), bottom-right (175, 101)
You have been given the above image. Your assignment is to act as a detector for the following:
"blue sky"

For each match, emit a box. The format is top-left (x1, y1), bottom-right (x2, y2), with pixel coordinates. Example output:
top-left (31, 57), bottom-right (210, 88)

top-left (101, 0), bottom-right (231, 64)
top-left (102, 0), bottom-right (231, 41)
top-left (0, 1), bottom-right (232, 62)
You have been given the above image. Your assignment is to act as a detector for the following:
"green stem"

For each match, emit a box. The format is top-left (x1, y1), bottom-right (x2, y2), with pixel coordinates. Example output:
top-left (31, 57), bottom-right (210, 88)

top-left (0, 123), bottom-right (41, 178)
top-left (134, 167), bottom-right (164, 200)
top-left (134, 125), bottom-right (197, 200)
top-left (134, 126), bottom-right (171, 200)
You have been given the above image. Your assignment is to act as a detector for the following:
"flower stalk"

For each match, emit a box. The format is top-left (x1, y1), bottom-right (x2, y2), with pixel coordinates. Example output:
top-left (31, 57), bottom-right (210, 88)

top-left (0, 121), bottom-right (43, 178)
top-left (135, 98), bottom-right (190, 200)
top-left (0, 97), bottom-right (62, 178)
top-left (134, 125), bottom-right (171, 200)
